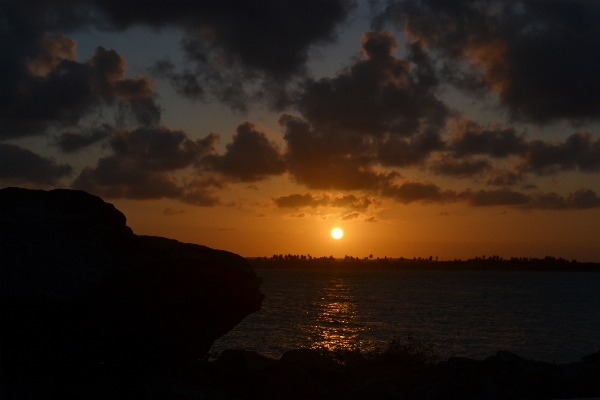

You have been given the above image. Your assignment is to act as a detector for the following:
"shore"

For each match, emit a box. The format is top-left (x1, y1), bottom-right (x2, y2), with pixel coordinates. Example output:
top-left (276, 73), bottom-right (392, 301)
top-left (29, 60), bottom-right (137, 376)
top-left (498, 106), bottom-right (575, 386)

top-left (3, 345), bottom-right (599, 399)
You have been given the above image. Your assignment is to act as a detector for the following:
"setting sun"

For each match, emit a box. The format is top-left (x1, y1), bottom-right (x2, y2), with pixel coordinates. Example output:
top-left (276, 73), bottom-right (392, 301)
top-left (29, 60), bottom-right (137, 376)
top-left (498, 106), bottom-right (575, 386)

top-left (331, 228), bottom-right (344, 240)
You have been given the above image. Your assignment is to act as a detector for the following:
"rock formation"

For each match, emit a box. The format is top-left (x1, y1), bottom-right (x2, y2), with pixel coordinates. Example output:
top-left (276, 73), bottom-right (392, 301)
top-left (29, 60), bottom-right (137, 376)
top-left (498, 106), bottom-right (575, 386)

top-left (0, 187), bottom-right (264, 362)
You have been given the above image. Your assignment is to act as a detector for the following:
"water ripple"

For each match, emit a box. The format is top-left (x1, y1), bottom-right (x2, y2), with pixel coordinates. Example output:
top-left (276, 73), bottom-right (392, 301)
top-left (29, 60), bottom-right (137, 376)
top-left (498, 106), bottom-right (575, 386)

top-left (214, 270), bottom-right (600, 362)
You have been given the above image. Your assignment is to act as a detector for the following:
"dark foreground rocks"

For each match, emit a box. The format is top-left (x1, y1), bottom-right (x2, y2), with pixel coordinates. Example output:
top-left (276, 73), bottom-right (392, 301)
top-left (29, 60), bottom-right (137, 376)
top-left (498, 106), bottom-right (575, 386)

top-left (3, 348), bottom-right (599, 399)
top-left (0, 187), bottom-right (264, 364)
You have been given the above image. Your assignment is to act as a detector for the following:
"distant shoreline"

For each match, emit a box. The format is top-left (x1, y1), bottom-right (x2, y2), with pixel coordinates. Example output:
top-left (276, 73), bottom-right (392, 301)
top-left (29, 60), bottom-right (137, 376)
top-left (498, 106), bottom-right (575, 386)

top-left (247, 256), bottom-right (600, 272)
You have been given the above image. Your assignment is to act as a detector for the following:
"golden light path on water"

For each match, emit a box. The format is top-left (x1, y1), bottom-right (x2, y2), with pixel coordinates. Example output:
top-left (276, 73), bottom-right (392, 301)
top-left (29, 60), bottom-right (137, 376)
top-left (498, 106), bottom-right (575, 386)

top-left (304, 277), bottom-right (367, 352)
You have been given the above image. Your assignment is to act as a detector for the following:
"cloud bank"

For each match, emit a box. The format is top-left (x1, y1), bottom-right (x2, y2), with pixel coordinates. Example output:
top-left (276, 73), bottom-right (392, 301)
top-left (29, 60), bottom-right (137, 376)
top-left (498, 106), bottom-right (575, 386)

top-left (1, 1), bottom-right (598, 213)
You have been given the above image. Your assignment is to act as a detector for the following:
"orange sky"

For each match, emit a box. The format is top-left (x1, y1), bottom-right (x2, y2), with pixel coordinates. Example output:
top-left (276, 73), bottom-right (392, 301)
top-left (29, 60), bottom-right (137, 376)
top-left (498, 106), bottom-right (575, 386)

top-left (2, 1), bottom-right (600, 262)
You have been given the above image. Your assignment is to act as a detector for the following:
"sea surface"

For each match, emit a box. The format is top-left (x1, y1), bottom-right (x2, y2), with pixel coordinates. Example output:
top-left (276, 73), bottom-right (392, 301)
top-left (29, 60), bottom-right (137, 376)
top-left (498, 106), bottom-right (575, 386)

top-left (214, 269), bottom-right (600, 363)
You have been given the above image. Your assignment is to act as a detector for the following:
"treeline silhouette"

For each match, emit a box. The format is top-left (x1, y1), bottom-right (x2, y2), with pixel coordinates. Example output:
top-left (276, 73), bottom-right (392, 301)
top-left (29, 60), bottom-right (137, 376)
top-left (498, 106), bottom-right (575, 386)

top-left (247, 254), bottom-right (600, 271)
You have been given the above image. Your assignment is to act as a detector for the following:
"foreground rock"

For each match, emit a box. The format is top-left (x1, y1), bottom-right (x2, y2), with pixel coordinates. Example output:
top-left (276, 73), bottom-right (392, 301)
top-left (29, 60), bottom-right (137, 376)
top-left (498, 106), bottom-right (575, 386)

top-left (0, 187), bottom-right (264, 362)
top-left (3, 347), bottom-right (599, 399)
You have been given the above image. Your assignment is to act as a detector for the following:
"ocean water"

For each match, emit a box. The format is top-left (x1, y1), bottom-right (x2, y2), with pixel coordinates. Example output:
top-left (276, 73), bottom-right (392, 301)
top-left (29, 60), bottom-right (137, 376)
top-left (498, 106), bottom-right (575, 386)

top-left (214, 269), bottom-right (600, 363)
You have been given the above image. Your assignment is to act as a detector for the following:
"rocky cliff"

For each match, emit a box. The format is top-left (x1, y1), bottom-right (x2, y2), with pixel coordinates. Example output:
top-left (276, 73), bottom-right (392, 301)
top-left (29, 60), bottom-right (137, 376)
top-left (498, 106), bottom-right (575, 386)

top-left (0, 187), bottom-right (264, 362)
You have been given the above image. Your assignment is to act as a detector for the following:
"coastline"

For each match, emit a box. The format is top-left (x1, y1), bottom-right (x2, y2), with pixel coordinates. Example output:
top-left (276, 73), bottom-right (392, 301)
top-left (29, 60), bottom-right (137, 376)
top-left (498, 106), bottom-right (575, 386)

top-left (247, 257), bottom-right (600, 272)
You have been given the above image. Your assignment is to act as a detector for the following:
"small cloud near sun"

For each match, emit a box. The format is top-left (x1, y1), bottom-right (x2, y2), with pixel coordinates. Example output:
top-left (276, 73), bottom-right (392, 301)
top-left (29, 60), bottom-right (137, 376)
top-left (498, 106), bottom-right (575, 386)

top-left (163, 208), bottom-right (185, 216)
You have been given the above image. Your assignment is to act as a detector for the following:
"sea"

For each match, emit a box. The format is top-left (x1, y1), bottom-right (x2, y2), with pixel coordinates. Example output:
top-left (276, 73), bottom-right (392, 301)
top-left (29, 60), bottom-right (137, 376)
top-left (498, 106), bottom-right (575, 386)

top-left (213, 269), bottom-right (600, 363)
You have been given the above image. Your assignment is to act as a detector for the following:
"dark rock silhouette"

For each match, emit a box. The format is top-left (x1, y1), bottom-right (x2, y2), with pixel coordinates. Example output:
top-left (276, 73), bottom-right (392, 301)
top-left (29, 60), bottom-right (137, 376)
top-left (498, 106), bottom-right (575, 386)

top-left (4, 346), bottom-right (598, 399)
top-left (0, 187), bottom-right (264, 362)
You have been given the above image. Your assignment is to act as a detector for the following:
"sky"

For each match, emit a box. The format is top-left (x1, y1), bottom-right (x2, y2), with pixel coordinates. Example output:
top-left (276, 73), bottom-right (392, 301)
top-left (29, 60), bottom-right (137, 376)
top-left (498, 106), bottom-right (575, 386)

top-left (2, 0), bottom-right (600, 261)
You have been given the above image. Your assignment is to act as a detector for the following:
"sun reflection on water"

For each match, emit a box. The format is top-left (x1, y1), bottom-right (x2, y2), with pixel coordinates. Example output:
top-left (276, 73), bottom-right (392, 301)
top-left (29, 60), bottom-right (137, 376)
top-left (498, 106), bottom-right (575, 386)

top-left (302, 278), bottom-right (368, 352)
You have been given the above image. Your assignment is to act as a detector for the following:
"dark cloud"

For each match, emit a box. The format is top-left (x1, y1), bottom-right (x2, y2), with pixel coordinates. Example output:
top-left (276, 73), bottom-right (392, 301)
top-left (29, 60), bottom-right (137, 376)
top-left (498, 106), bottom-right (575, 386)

top-left (71, 126), bottom-right (218, 203)
top-left (525, 189), bottom-right (600, 210)
top-left (2, 0), bottom-right (353, 118)
top-left (444, 119), bottom-right (600, 180)
top-left (179, 187), bottom-right (221, 207)
top-left (566, 188), bottom-right (600, 209)
top-left (202, 123), bottom-right (286, 182)
top-left (73, 160), bottom-right (183, 200)
top-left (279, 31), bottom-right (450, 190)
top-left (485, 170), bottom-right (524, 187)
top-left (430, 155), bottom-right (492, 178)
top-left (280, 114), bottom-right (399, 190)
top-left (458, 188), bottom-right (529, 207)
top-left (273, 193), bottom-right (372, 210)
top-left (380, 179), bottom-right (600, 211)
top-left (1, 39), bottom-right (160, 139)
top-left (377, 129), bottom-right (445, 167)
top-left (118, 0), bottom-right (354, 110)
top-left (28, 34), bottom-right (78, 76)
top-left (91, 0), bottom-right (351, 76)
top-left (525, 191), bottom-right (567, 210)
top-left (54, 125), bottom-right (112, 153)
top-left (378, 0), bottom-right (600, 122)
top-left (0, 143), bottom-right (72, 185)
top-left (297, 31), bottom-right (448, 137)
top-left (520, 131), bottom-right (600, 174)
top-left (381, 182), bottom-right (455, 204)
top-left (0, 0), bottom-right (162, 139)
top-left (108, 126), bottom-right (210, 171)
top-left (448, 119), bottom-right (527, 158)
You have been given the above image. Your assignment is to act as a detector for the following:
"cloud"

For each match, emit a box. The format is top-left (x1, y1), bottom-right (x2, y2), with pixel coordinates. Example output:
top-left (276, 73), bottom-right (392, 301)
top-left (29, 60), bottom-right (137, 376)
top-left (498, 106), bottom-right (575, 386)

top-left (377, 129), bottom-right (445, 167)
top-left (280, 115), bottom-right (399, 190)
top-left (381, 181), bottom-right (456, 204)
top-left (132, 0), bottom-right (353, 110)
top-left (278, 31), bottom-right (452, 189)
top-left (520, 131), bottom-right (600, 174)
top-left (525, 189), bottom-right (600, 210)
top-left (297, 31), bottom-right (447, 137)
top-left (380, 179), bottom-right (600, 211)
top-left (202, 123), bottom-right (286, 182)
top-left (443, 119), bottom-right (600, 182)
top-left (163, 207), bottom-right (185, 216)
top-left (485, 170), bottom-right (524, 187)
top-left (329, 194), bottom-right (372, 209)
top-left (341, 211), bottom-right (361, 220)
top-left (378, 0), bottom-right (600, 122)
top-left (430, 154), bottom-right (492, 178)
top-left (71, 126), bottom-right (219, 204)
top-left (273, 193), bottom-right (327, 208)
top-left (0, 143), bottom-right (72, 185)
top-left (457, 188), bottom-right (529, 207)
top-left (28, 34), bottom-right (77, 76)
top-left (0, 5), bottom-right (161, 139)
top-left (566, 188), bottom-right (600, 209)
top-left (448, 118), bottom-right (527, 158)
top-left (273, 192), bottom-right (373, 210)
top-left (2, 0), bottom-right (353, 118)
top-left (53, 125), bottom-right (112, 153)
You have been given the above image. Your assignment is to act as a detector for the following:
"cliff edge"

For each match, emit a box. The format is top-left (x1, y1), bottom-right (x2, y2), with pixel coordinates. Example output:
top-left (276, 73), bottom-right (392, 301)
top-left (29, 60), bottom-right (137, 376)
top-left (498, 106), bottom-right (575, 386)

top-left (0, 187), bottom-right (264, 362)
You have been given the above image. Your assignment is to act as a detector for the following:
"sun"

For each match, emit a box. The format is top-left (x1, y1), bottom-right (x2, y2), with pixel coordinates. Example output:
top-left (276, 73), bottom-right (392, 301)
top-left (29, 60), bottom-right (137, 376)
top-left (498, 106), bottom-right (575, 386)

top-left (331, 228), bottom-right (344, 240)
